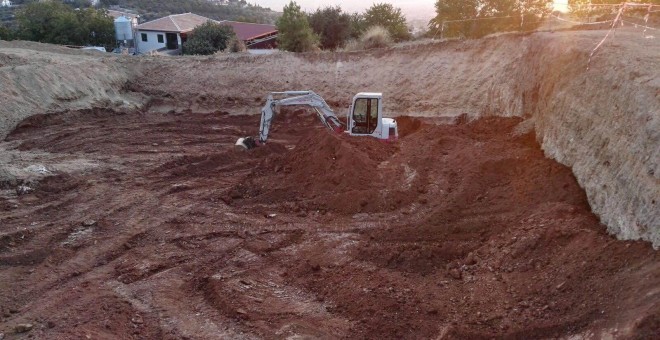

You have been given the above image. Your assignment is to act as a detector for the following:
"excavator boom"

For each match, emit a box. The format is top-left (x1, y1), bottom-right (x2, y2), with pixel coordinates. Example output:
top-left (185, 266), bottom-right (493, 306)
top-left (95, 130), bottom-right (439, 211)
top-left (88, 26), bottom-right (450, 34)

top-left (236, 91), bottom-right (344, 150)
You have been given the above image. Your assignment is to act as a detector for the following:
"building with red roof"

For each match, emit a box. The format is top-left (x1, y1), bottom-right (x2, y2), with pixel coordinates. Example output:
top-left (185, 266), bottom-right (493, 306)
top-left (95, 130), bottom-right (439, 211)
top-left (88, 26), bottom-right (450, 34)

top-left (135, 13), bottom-right (277, 54)
top-left (219, 21), bottom-right (278, 49)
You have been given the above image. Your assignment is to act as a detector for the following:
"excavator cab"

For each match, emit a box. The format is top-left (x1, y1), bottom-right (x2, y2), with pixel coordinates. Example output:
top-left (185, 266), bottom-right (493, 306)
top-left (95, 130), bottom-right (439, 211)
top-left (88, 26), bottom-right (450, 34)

top-left (347, 93), bottom-right (398, 141)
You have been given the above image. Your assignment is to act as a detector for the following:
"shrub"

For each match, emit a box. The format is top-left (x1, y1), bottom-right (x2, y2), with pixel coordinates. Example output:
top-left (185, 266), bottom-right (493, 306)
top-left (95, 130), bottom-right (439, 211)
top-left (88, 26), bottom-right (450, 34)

top-left (344, 25), bottom-right (392, 51)
top-left (361, 26), bottom-right (393, 49)
top-left (343, 39), bottom-right (361, 51)
top-left (228, 37), bottom-right (247, 52)
top-left (0, 24), bottom-right (13, 41)
top-left (183, 21), bottom-right (235, 55)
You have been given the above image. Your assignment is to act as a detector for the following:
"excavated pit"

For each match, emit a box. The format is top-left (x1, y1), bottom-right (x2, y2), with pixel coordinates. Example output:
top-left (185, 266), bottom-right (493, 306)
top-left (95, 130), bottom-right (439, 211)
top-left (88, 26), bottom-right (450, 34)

top-left (0, 108), bottom-right (656, 338)
top-left (0, 30), bottom-right (658, 338)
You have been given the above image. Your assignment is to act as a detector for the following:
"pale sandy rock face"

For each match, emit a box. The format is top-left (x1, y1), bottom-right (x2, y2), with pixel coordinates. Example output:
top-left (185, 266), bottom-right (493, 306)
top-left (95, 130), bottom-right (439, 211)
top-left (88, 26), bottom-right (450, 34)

top-left (0, 42), bottom-right (137, 140)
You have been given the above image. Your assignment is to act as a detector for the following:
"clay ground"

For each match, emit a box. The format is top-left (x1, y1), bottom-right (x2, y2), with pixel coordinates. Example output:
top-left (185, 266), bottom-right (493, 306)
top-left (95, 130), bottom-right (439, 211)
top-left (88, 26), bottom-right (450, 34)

top-left (0, 108), bottom-right (657, 339)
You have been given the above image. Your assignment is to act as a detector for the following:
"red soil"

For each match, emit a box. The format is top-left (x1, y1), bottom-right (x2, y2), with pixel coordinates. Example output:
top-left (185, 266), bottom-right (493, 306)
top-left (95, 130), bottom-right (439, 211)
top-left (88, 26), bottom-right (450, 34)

top-left (0, 109), bottom-right (657, 338)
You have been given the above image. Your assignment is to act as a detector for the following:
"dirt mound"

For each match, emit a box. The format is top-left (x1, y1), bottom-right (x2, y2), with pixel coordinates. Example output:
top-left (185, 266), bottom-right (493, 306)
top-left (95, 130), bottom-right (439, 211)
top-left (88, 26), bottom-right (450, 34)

top-left (0, 43), bottom-right (133, 140)
top-left (0, 53), bottom-right (28, 68)
top-left (228, 131), bottom-right (402, 214)
top-left (394, 116), bottom-right (423, 138)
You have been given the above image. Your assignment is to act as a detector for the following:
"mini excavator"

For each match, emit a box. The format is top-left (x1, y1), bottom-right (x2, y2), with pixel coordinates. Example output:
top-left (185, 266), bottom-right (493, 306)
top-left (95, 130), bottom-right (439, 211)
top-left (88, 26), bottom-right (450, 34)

top-left (235, 91), bottom-right (398, 150)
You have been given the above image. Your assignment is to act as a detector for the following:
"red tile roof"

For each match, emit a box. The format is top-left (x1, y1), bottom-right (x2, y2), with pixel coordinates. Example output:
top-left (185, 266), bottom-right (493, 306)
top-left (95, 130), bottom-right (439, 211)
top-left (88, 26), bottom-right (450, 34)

top-left (137, 13), bottom-right (219, 33)
top-left (136, 13), bottom-right (277, 41)
top-left (220, 21), bottom-right (278, 41)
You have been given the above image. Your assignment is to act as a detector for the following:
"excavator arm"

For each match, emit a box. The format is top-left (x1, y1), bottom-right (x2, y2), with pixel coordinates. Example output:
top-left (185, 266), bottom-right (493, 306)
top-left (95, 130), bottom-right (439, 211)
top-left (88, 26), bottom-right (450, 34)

top-left (236, 91), bottom-right (344, 150)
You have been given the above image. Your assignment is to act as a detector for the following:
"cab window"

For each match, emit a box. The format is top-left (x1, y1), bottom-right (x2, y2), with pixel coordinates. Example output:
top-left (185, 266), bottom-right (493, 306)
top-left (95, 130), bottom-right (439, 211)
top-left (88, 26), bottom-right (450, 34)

top-left (352, 98), bottom-right (379, 134)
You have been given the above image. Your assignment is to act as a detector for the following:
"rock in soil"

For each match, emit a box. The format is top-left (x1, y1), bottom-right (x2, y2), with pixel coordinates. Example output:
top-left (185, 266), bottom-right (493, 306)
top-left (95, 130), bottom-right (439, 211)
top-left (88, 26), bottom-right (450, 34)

top-left (465, 252), bottom-right (478, 265)
top-left (14, 323), bottom-right (33, 333)
top-left (82, 220), bottom-right (97, 227)
top-left (449, 268), bottom-right (462, 280)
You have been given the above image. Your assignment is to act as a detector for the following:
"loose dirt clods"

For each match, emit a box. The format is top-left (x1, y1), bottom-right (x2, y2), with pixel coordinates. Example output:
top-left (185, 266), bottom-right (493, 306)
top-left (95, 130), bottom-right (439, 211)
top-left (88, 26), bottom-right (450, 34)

top-left (0, 108), bottom-right (657, 338)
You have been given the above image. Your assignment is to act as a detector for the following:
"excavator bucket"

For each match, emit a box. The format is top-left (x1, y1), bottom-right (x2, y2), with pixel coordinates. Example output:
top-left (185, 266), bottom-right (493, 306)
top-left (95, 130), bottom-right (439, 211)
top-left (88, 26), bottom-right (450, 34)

top-left (235, 137), bottom-right (258, 150)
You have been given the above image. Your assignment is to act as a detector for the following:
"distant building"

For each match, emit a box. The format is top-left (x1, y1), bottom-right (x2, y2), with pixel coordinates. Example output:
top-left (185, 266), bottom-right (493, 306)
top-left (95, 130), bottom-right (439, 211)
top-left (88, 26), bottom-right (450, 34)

top-left (222, 20), bottom-right (278, 49)
top-left (135, 13), bottom-right (210, 53)
top-left (135, 13), bottom-right (277, 54)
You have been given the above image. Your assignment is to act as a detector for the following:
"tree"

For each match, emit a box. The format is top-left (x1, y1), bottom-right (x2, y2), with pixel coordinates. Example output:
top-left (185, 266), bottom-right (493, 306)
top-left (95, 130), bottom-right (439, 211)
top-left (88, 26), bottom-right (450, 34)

top-left (349, 12), bottom-right (367, 40)
top-left (484, 0), bottom-right (552, 34)
top-left (519, 0), bottom-right (554, 29)
top-left (16, 1), bottom-right (115, 48)
top-left (64, 0), bottom-right (93, 8)
top-left (276, 1), bottom-right (318, 52)
top-left (478, 0), bottom-right (523, 36)
top-left (78, 8), bottom-right (116, 47)
top-left (568, 0), bottom-right (660, 19)
top-left (307, 6), bottom-right (351, 50)
top-left (363, 3), bottom-right (410, 42)
top-left (0, 23), bottom-right (14, 41)
top-left (429, 0), bottom-right (553, 39)
top-left (9, 0), bottom-right (39, 4)
top-left (429, 0), bottom-right (478, 38)
top-left (17, 1), bottom-right (71, 43)
top-left (183, 21), bottom-right (235, 55)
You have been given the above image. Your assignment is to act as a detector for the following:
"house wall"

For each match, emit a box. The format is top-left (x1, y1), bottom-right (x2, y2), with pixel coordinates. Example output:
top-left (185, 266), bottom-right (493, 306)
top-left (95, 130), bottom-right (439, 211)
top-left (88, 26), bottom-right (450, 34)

top-left (136, 31), bottom-right (181, 54)
top-left (248, 37), bottom-right (277, 50)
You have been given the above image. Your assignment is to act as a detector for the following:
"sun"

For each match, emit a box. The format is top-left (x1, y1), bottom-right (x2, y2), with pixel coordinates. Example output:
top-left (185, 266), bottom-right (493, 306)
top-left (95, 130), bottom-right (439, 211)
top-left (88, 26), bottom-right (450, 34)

top-left (553, 0), bottom-right (569, 12)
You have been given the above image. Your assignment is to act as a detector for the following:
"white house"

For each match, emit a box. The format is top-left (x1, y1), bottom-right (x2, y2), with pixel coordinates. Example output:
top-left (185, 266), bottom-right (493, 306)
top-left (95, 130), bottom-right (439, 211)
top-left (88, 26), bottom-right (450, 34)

top-left (135, 13), bottom-right (278, 54)
top-left (136, 13), bottom-right (214, 54)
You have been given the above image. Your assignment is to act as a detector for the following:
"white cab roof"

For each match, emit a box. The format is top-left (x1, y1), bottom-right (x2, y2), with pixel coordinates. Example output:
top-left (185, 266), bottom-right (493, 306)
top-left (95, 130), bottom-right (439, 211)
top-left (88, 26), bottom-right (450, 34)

top-left (354, 92), bottom-right (383, 98)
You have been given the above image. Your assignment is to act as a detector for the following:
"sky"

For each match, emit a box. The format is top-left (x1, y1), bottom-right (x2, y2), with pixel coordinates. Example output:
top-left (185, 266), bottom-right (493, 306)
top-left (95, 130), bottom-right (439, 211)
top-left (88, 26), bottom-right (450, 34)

top-left (254, 1), bottom-right (569, 21)
top-left (255, 0), bottom-right (436, 20)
